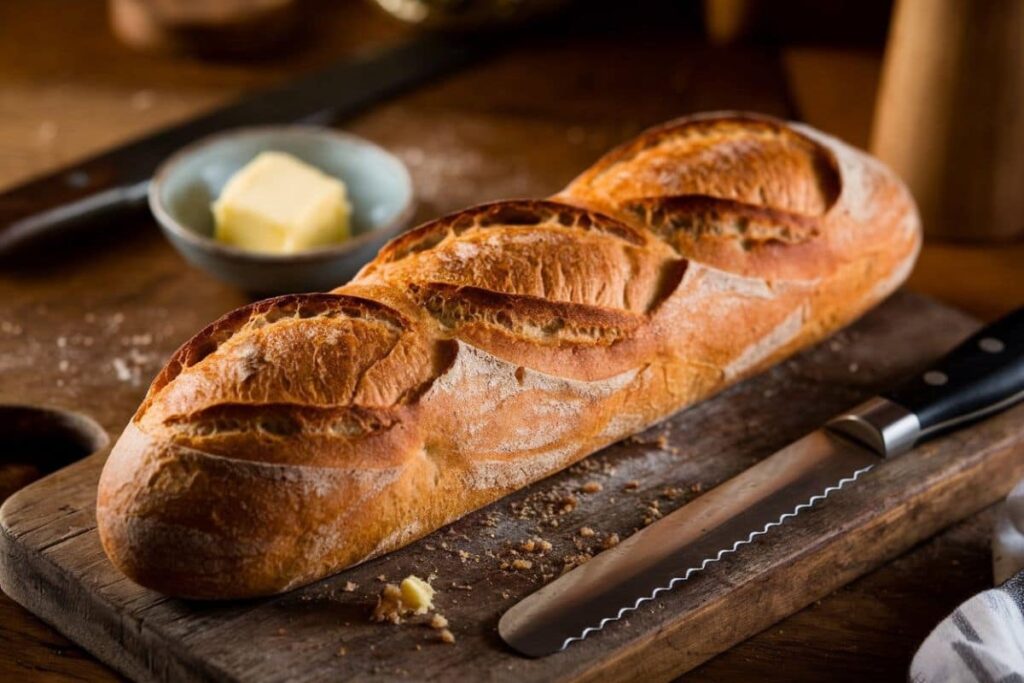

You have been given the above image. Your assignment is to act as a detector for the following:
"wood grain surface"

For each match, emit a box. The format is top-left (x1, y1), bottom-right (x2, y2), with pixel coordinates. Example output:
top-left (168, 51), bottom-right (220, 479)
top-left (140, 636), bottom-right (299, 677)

top-left (5, 292), bottom-right (1024, 683)
top-left (1, 1), bottom-right (1023, 681)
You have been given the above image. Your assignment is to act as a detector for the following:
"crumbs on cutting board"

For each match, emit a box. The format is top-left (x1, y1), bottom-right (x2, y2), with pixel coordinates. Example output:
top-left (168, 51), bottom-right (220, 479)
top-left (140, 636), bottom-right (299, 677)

top-left (326, 426), bottom-right (708, 661)
top-left (661, 486), bottom-right (683, 500)
top-left (624, 432), bottom-right (679, 454)
top-left (491, 521), bottom-right (623, 579)
top-left (509, 487), bottom-right (584, 528)
top-left (368, 575), bottom-right (457, 646)
top-left (519, 537), bottom-right (552, 554)
top-left (641, 499), bottom-right (663, 526)
top-left (568, 457), bottom-right (617, 477)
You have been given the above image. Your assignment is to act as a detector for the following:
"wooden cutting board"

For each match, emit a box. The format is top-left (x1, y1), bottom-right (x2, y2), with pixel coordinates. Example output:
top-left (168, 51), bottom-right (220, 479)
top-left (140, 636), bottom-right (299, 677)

top-left (2, 290), bottom-right (1023, 682)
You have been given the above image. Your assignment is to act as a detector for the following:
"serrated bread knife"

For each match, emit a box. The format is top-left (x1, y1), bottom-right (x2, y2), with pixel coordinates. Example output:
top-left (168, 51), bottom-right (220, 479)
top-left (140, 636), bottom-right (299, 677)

top-left (499, 306), bottom-right (1024, 657)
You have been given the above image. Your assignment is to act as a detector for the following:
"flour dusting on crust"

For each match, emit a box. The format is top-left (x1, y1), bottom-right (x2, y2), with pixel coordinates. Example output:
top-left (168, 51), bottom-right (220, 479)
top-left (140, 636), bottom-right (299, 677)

top-left (690, 264), bottom-right (776, 299)
top-left (467, 444), bottom-right (580, 492)
top-left (724, 306), bottom-right (806, 379)
top-left (793, 122), bottom-right (881, 224)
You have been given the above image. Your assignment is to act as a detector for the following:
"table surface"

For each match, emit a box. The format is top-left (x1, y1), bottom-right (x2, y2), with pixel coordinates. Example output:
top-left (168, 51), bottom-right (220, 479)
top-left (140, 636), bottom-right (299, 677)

top-left (1, 1), bottom-right (1022, 681)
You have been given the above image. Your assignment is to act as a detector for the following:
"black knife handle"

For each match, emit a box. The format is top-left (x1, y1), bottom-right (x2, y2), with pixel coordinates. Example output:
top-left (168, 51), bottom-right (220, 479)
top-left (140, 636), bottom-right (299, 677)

top-left (883, 306), bottom-right (1024, 443)
top-left (0, 181), bottom-right (149, 257)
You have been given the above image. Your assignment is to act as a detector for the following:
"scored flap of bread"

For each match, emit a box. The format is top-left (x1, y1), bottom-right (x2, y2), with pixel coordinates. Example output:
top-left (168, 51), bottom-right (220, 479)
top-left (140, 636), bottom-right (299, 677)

top-left (137, 293), bottom-right (452, 466)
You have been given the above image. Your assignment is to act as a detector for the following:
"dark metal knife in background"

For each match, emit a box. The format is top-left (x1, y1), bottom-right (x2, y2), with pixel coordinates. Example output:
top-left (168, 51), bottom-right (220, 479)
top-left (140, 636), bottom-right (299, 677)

top-left (500, 306), bottom-right (1024, 657)
top-left (0, 34), bottom-right (487, 256)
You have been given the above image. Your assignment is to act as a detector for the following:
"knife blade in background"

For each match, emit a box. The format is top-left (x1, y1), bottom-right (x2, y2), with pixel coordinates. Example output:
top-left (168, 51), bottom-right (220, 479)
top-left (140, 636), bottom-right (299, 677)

top-left (0, 33), bottom-right (488, 257)
top-left (500, 306), bottom-right (1024, 657)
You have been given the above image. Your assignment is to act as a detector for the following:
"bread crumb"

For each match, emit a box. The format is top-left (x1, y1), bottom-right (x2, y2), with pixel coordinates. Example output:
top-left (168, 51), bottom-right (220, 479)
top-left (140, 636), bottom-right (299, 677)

top-left (372, 584), bottom-right (405, 624)
top-left (377, 574), bottom-right (387, 582)
top-left (579, 527), bottom-right (595, 538)
top-left (569, 458), bottom-right (616, 477)
top-left (581, 481), bottom-right (603, 494)
top-left (624, 480), bottom-right (639, 491)
top-left (602, 533), bottom-right (621, 549)
top-left (520, 536), bottom-right (553, 554)
top-left (343, 581), bottom-right (358, 592)
top-left (372, 576), bottom-right (435, 623)
top-left (438, 629), bottom-right (456, 644)
top-left (562, 553), bottom-right (593, 574)
top-left (430, 614), bottom-right (449, 630)
top-left (642, 501), bottom-right (663, 525)
top-left (661, 486), bottom-right (683, 500)
top-left (400, 576), bottom-right (434, 614)
top-left (511, 559), bottom-right (533, 571)
top-left (691, 483), bottom-right (704, 493)
top-left (336, 646), bottom-right (347, 657)
top-left (559, 495), bottom-right (578, 514)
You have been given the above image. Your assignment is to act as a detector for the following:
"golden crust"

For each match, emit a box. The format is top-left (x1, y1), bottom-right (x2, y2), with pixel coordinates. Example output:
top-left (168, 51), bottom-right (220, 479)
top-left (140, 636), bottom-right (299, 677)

top-left (562, 113), bottom-right (842, 217)
top-left (97, 113), bottom-right (921, 598)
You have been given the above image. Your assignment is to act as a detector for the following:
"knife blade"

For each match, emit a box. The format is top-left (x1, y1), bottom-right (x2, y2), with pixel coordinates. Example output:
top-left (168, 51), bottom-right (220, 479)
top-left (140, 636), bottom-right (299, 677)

top-left (500, 305), bottom-right (1024, 657)
top-left (0, 33), bottom-right (487, 256)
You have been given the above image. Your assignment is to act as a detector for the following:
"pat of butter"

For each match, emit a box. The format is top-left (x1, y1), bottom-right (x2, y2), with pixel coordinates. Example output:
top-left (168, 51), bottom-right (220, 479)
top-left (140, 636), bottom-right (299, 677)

top-left (400, 575), bottom-right (434, 615)
top-left (213, 151), bottom-right (351, 254)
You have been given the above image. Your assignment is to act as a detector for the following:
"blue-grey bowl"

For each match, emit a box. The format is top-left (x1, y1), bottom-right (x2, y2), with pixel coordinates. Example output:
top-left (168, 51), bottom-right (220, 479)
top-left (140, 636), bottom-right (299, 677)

top-left (150, 126), bottom-right (415, 294)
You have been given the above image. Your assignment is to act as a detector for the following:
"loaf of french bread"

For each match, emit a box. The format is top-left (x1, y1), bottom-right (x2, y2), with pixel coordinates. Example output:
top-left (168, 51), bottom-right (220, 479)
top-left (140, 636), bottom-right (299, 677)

top-left (97, 113), bottom-right (921, 599)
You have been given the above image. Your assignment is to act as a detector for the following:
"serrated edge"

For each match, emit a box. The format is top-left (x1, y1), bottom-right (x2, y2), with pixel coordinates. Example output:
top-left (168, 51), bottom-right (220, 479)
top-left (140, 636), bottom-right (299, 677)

top-left (557, 463), bottom-right (875, 652)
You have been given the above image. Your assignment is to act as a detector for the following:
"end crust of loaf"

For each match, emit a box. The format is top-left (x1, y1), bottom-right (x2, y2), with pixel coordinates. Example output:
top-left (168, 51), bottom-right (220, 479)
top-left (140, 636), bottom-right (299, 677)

top-left (97, 112), bottom-right (921, 598)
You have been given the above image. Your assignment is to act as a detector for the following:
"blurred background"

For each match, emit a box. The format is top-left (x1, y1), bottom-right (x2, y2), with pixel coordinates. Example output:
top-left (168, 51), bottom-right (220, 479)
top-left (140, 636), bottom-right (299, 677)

top-left (1, 0), bottom-right (1020, 317)
top-left (0, 1), bottom-right (1022, 681)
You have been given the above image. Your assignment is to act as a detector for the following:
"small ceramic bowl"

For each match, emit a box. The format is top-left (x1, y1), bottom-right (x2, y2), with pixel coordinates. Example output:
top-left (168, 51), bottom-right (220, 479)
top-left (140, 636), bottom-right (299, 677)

top-left (150, 126), bottom-right (415, 294)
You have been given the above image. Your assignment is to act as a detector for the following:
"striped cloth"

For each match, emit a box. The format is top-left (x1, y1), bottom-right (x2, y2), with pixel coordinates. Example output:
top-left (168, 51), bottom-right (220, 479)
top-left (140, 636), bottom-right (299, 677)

top-left (911, 478), bottom-right (1024, 683)
top-left (911, 572), bottom-right (1024, 683)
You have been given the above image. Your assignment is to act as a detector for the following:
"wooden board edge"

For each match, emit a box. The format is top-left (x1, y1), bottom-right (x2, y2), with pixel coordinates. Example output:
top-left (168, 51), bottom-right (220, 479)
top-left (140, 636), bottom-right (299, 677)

top-left (0, 449), bottom-right (228, 683)
top-left (0, 513), bottom-right (224, 683)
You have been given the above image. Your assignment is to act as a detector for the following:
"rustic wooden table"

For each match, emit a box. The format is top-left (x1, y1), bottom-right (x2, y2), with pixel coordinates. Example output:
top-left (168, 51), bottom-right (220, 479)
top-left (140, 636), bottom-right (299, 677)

top-left (1, 1), bottom-right (1022, 681)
